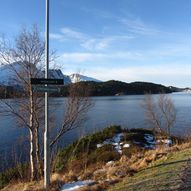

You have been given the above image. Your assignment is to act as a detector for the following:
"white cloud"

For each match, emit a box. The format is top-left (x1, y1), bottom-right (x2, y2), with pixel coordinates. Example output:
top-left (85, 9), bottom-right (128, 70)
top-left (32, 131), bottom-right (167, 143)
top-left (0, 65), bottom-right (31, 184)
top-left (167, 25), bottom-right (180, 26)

top-left (119, 17), bottom-right (161, 36)
top-left (81, 7), bottom-right (162, 37)
top-left (60, 27), bottom-right (87, 41)
top-left (59, 51), bottom-right (143, 63)
top-left (85, 64), bottom-right (191, 87)
top-left (59, 52), bottom-right (108, 63)
top-left (81, 35), bottom-right (133, 51)
top-left (50, 27), bottom-right (87, 42)
top-left (81, 38), bottom-right (111, 50)
top-left (50, 33), bottom-right (65, 41)
top-left (50, 27), bottom-right (133, 51)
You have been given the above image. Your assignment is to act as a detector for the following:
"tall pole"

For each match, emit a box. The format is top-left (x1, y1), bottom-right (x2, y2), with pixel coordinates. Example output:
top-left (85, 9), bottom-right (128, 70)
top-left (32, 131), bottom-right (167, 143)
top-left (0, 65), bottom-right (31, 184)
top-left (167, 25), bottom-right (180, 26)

top-left (44, 0), bottom-right (50, 188)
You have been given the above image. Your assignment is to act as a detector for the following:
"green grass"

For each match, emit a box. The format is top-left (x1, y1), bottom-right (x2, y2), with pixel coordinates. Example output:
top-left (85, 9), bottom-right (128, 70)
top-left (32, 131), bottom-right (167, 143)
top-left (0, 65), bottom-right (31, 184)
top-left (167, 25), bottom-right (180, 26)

top-left (52, 125), bottom-right (122, 172)
top-left (108, 148), bottom-right (191, 191)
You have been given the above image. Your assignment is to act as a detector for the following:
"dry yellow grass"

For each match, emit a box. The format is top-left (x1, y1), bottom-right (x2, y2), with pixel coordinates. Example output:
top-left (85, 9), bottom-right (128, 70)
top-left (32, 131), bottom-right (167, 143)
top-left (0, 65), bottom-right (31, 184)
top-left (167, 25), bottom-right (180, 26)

top-left (2, 142), bottom-right (191, 191)
top-left (1, 180), bottom-right (44, 191)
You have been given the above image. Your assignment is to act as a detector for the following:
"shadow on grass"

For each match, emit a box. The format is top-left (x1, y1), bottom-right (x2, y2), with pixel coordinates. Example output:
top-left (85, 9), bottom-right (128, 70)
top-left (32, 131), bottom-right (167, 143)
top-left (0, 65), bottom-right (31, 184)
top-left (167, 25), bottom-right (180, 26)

top-left (143, 159), bottom-right (189, 171)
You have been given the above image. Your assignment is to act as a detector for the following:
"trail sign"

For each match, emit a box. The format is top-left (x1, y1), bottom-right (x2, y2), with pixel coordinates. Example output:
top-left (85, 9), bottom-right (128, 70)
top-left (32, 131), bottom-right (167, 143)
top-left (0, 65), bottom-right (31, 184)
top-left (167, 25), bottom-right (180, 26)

top-left (31, 78), bottom-right (64, 85)
top-left (32, 86), bottom-right (60, 93)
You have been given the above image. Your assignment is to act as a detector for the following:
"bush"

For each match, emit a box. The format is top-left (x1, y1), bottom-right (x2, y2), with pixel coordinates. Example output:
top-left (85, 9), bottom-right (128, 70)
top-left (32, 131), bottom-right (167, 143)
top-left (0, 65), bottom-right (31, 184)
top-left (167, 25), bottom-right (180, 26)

top-left (53, 125), bottom-right (122, 172)
top-left (97, 151), bottom-right (120, 163)
top-left (123, 145), bottom-right (144, 158)
top-left (88, 145), bottom-right (120, 164)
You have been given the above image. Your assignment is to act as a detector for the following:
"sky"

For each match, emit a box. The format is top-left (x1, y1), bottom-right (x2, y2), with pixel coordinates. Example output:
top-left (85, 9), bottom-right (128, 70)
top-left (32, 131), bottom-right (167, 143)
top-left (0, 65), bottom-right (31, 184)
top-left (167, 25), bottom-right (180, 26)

top-left (0, 0), bottom-right (191, 87)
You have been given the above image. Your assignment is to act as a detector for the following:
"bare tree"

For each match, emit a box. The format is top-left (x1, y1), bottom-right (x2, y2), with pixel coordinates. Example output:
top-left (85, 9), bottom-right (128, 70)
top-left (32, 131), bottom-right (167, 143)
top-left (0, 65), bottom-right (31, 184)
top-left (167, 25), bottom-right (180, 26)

top-left (142, 93), bottom-right (176, 137)
top-left (50, 82), bottom-right (92, 147)
top-left (158, 94), bottom-right (176, 137)
top-left (0, 26), bottom-right (44, 181)
top-left (142, 94), bottom-right (163, 133)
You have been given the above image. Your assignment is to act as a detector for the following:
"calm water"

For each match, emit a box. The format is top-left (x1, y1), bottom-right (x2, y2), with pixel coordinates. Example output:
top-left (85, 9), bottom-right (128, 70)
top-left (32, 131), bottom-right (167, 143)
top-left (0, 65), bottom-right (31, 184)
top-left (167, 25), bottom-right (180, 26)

top-left (0, 92), bottom-right (191, 169)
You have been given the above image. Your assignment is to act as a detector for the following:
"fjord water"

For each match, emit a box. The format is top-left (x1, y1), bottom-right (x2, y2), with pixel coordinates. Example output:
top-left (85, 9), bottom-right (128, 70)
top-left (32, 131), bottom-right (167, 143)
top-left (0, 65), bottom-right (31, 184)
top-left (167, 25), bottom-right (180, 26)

top-left (0, 92), bottom-right (191, 170)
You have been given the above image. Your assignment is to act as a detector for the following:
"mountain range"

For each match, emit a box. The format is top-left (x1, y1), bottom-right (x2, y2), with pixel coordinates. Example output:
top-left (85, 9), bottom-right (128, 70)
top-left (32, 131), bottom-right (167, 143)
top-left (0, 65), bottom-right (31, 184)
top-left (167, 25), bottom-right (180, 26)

top-left (0, 63), bottom-right (101, 86)
top-left (0, 63), bottom-right (188, 98)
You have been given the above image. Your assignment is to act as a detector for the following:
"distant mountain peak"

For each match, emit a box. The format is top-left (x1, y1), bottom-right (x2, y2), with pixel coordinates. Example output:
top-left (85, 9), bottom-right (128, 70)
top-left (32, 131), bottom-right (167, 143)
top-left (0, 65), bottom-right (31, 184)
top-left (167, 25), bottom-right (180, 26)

top-left (69, 73), bottom-right (101, 83)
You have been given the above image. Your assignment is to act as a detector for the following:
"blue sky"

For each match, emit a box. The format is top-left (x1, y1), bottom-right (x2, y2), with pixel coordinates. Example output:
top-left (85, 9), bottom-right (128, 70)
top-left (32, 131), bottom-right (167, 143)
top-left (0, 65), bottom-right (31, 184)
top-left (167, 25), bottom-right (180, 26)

top-left (0, 0), bottom-right (191, 87)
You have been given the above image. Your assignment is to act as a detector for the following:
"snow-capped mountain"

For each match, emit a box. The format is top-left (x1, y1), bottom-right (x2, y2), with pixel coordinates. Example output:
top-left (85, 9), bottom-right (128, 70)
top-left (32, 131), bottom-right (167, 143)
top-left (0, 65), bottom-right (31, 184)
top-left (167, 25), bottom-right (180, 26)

top-left (0, 63), bottom-right (101, 86)
top-left (69, 73), bottom-right (101, 83)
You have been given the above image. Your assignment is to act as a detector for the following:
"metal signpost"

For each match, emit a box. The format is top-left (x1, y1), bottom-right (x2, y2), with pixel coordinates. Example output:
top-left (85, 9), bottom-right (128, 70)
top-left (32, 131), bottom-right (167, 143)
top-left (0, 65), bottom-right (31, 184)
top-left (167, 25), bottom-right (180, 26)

top-left (30, 1), bottom-right (64, 188)
top-left (44, 0), bottom-right (50, 188)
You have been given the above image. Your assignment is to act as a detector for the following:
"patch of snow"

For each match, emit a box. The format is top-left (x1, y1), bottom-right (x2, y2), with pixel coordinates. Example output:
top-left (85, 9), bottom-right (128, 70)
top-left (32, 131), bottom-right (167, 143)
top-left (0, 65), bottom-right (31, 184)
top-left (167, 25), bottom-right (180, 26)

top-left (156, 139), bottom-right (172, 145)
top-left (103, 139), bottom-right (112, 145)
top-left (144, 134), bottom-right (154, 142)
top-left (97, 133), bottom-right (125, 154)
top-left (114, 144), bottom-right (122, 154)
top-left (112, 133), bottom-right (124, 143)
top-left (144, 134), bottom-right (156, 145)
top-left (163, 139), bottom-right (172, 145)
top-left (160, 139), bottom-right (172, 145)
top-left (61, 180), bottom-right (95, 191)
top-left (123, 144), bottom-right (130, 148)
top-left (97, 144), bottom-right (103, 148)
top-left (106, 161), bottom-right (114, 166)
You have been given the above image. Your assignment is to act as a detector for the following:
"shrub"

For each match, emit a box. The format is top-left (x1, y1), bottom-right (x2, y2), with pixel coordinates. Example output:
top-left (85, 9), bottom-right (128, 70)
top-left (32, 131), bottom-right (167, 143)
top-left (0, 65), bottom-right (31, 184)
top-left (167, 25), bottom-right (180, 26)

top-left (123, 145), bottom-right (144, 158)
top-left (96, 151), bottom-right (120, 163)
top-left (87, 145), bottom-right (120, 164)
top-left (53, 125), bottom-right (122, 172)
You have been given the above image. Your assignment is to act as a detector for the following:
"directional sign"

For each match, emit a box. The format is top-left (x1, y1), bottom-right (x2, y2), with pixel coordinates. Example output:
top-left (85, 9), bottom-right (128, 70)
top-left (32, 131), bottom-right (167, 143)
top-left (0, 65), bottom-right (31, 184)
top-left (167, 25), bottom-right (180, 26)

top-left (30, 78), bottom-right (64, 85)
top-left (32, 86), bottom-right (60, 93)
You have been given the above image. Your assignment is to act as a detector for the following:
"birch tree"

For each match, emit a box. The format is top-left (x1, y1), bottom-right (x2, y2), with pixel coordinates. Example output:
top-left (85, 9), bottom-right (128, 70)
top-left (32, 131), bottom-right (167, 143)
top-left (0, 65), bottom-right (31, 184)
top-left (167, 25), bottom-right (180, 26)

top-left (0, 26), bottom-right (44, 180)
top-left (142, 93), bottom-right (176, 137)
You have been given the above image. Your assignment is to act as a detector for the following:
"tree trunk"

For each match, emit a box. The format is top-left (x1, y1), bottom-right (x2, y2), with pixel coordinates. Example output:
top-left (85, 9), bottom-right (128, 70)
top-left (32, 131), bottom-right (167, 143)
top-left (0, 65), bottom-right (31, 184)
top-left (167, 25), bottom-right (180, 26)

top-left (29, 88), bottom-right (38, 181)
top-left (29, 128), bottom-right (37, 181)
top-left (35, 127), bottom-right (43, 178)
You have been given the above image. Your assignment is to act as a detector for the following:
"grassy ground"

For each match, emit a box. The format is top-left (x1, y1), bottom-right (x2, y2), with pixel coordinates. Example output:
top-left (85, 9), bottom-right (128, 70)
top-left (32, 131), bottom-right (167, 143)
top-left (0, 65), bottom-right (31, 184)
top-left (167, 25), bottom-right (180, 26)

top-left (108, 148), bottom-right (191, 191)
top-left (1, 126), bottom-right (189, 191)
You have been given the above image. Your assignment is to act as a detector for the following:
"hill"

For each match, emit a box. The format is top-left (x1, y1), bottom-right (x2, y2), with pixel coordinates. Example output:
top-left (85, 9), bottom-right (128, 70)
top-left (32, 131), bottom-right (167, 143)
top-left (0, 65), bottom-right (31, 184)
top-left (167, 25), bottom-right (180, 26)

top-left (60, 80), bottom-right (173, 97)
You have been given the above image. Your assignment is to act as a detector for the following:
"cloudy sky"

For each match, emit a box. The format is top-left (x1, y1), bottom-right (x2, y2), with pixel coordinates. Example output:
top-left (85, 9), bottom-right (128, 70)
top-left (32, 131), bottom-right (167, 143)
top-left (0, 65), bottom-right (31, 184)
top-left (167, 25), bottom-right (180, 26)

top-left (0, 0), bottom-right (191, 87)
